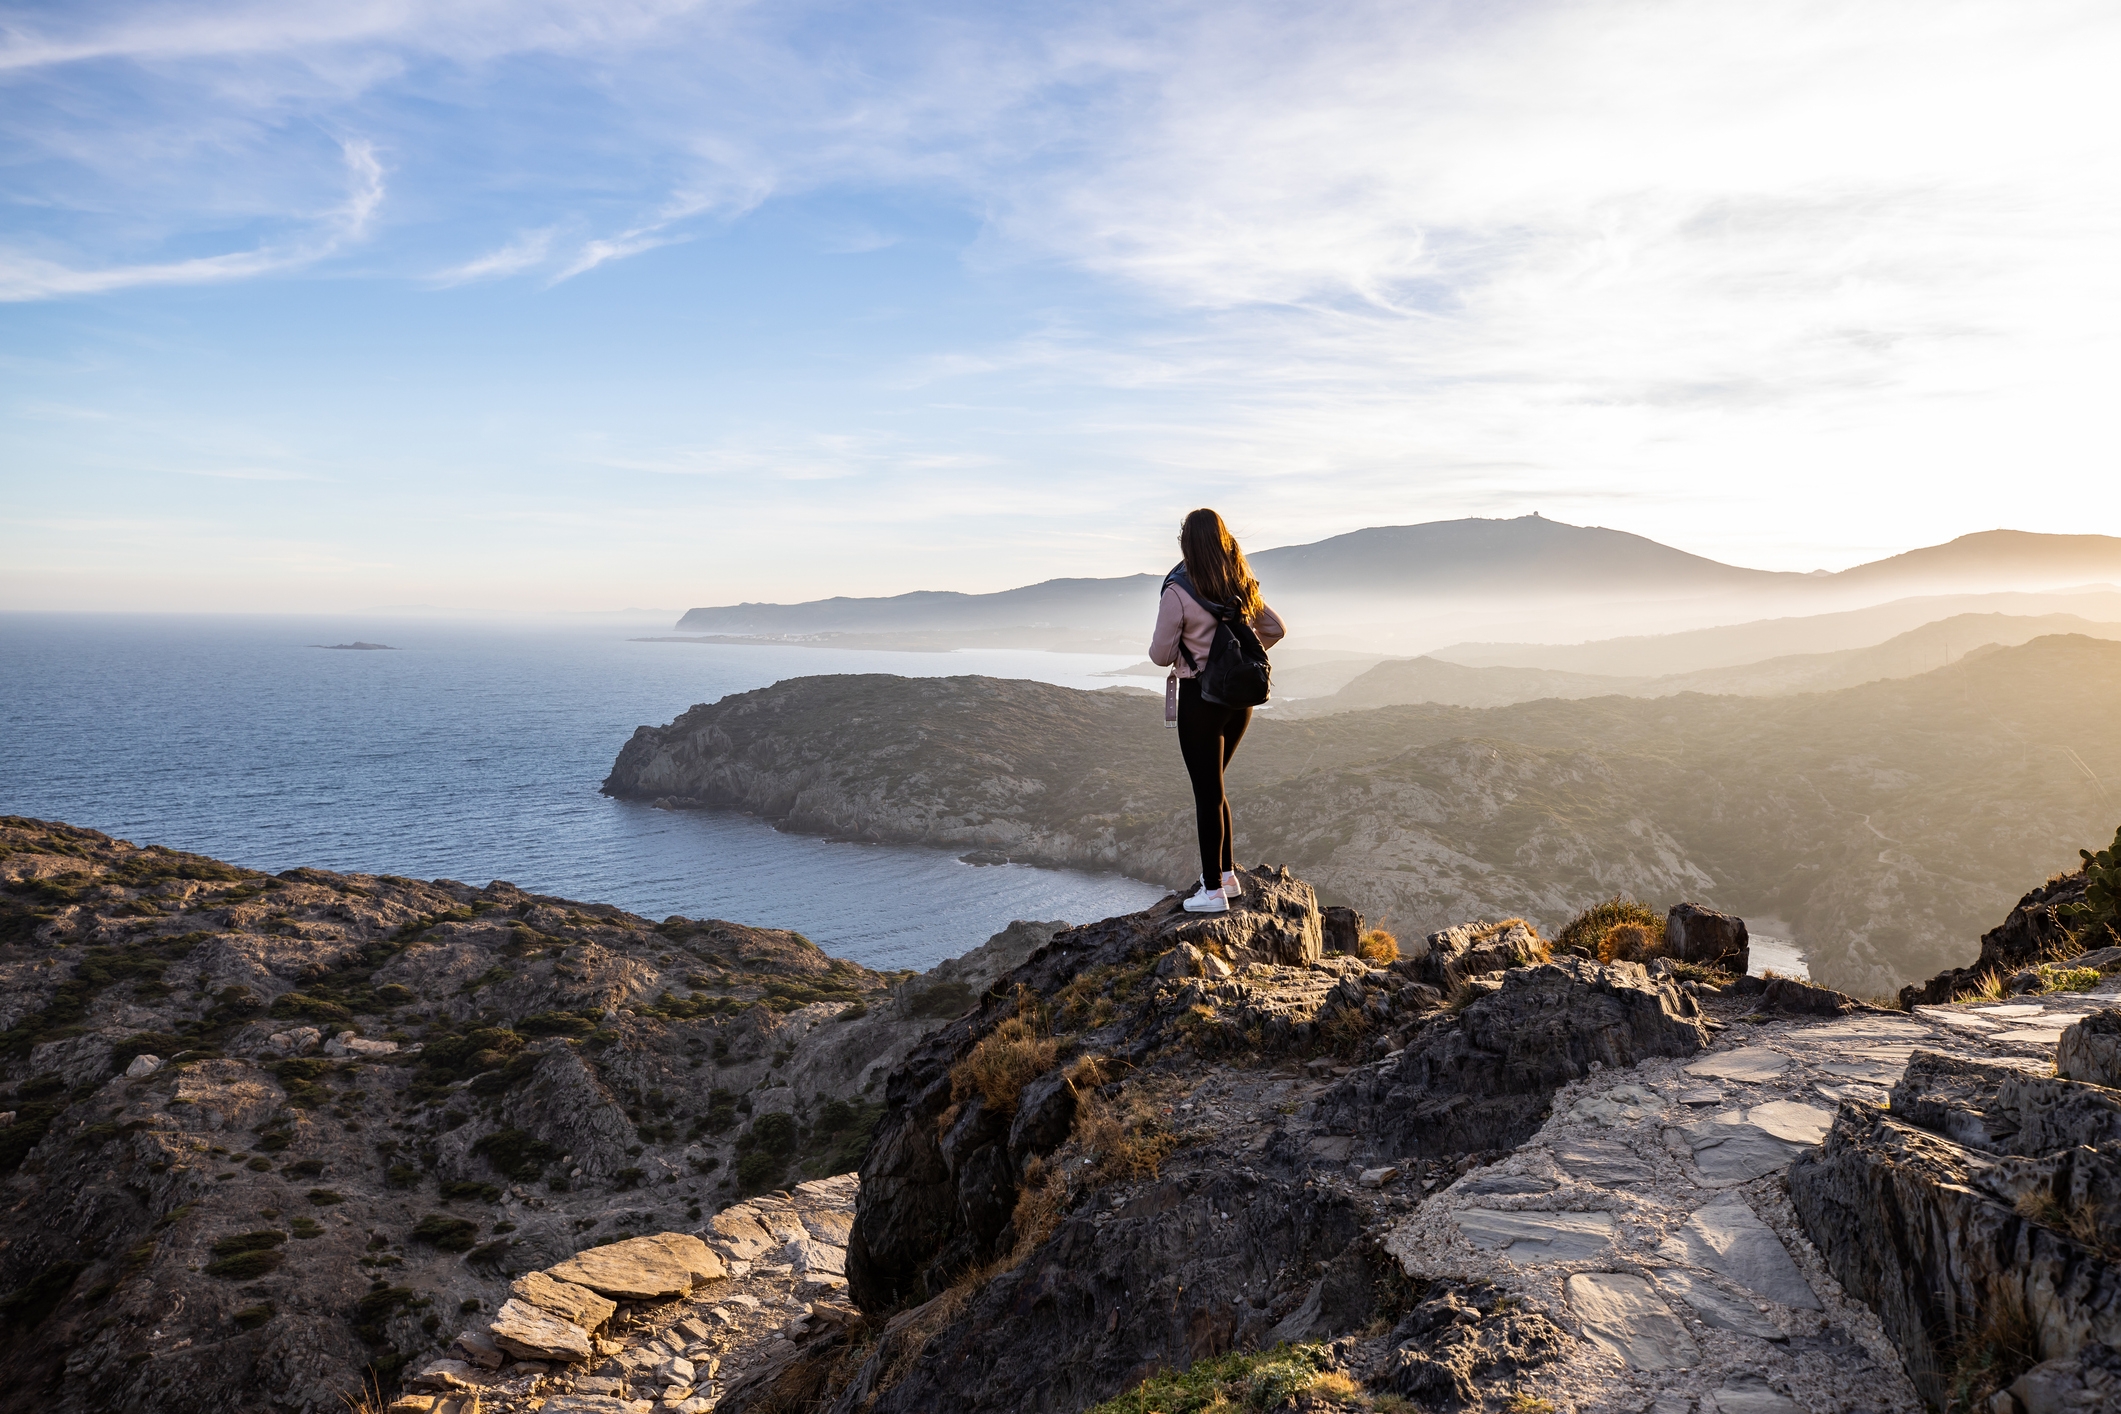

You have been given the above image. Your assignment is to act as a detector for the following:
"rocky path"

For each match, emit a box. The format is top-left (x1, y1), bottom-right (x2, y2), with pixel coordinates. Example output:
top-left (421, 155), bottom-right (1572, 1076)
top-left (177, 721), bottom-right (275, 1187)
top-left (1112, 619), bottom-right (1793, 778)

top-left (395, 1176), bottom-right (858, 1414)
top-left (1378, 981), bottom-right (2121, 1414)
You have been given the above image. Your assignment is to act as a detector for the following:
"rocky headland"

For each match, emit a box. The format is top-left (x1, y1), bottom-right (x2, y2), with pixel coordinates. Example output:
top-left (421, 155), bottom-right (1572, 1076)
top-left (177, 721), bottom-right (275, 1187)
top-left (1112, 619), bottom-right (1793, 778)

top-left (10, 811), bottom-right (2121, 1414)
top-left (601, 635), bottom-right (2121, 994)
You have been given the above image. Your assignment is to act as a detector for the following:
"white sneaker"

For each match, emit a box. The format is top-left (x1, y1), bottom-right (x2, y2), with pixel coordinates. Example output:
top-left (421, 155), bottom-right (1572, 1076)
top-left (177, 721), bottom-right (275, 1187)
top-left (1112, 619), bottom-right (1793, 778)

top-left (1221, 870), bottom-right (1241, 900)
top-left (1182, 882), bottom-right (1229, 914)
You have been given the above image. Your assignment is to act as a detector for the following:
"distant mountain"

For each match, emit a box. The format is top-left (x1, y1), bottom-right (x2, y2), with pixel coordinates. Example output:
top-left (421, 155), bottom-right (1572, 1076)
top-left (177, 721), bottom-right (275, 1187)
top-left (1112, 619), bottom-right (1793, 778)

top-left (1829, 530), bottom-right (2121, 594)
top-left (674, 517), bottom-right (2121, 641)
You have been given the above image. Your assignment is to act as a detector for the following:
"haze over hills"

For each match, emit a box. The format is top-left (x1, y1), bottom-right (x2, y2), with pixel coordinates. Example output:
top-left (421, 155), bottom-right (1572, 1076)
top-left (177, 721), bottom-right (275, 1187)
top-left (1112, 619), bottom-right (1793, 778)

top-left (1281, 610), bottom-right (2121, 715)
top-left (670, 516), bottom-right (2121, 653)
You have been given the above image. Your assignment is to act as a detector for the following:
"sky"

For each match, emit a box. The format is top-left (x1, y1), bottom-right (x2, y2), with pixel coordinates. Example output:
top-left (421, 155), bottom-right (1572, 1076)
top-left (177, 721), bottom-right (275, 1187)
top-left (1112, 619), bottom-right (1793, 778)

top-left (3, 0), bottom-right (2119, 613)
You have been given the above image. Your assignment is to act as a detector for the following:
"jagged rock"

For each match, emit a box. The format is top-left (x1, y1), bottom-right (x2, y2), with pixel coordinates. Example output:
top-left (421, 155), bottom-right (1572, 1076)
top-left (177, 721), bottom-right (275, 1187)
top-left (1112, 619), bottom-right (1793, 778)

top-left (1321, 905), bottom-right (1362, 955)
top-left (1155, 942), bottom-right (1208, 979)
top-left (546, 1233), bottom-right (725, 1300)
top-left (1665, 904), bottom-right (1749, 973)
top-left (1900, 869), bottom-right (2087, 1009)
top-left (490, 1297), bottom-right (595, 1362)
top-left (2003, 1340), bottom-right (2121, 1413)
top-left (450, 1325), bottom-right (506, 1369)
top-left (123, 1053), bottom-right (160, 1077)
top-left (1416, 921), bottom-right (1548, 993)
top-left (1566, 1271), bottom-right (1699, 1370)
top-left (1757, 977), bottom-right (1871, 1016)
top-left (1704, 1372), bottom-right (1802, 1413)
top-left (510, 1270), bottom-right (617, 1333)
top-left (1314, 957), bottom-right (1708, 1159)
top-left (1789, 1050), bottom-right (2121, 1408)
top-left (2057, 1008), bottom-right (2121, 1090)
top-left (1376, 1279), bottom-right (1572, 1408)
top-left (408, 1358), bottom-right (484, 1391)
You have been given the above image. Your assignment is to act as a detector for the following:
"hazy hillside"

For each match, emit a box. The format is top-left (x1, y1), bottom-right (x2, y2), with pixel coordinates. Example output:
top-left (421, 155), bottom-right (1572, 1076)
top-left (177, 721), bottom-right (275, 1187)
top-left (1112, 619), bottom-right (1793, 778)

top-left (1284, 611), bottom-right (2121, 715)
top-left (1433, 588), bottom-right (2121, 675)
top-left (606, 635), bottom-right (2121, 997)
top-left (671, 518), bottom-right (2121, 650)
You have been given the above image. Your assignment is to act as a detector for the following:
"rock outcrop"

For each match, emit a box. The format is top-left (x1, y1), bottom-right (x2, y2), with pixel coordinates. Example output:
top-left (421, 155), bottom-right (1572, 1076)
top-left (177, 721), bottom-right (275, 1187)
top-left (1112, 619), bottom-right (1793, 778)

top-left (1790, 1050), bottom-right (2121, 1410)
top-left (0, 817), bottom-right (1044, 1414)
top-left (1899, 868), bottom-right (2088, 1009)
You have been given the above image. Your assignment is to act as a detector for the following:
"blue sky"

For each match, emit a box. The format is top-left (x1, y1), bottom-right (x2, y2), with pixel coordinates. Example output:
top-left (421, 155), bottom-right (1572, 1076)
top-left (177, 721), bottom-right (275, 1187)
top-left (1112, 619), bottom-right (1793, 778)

top-left (4, 0), bottom-right (2119, 612)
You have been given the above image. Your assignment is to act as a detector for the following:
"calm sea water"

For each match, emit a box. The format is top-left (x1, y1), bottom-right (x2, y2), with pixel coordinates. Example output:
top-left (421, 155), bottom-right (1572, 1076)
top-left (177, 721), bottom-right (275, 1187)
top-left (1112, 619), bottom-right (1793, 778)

top-left (0, 613), bottom-right (1169, 973)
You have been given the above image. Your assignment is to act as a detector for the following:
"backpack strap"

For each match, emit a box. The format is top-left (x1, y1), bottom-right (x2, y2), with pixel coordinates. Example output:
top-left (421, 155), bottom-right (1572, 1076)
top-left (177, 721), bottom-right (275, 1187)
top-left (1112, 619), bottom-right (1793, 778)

top-left (1162, 562), bottom-right (1229, 674)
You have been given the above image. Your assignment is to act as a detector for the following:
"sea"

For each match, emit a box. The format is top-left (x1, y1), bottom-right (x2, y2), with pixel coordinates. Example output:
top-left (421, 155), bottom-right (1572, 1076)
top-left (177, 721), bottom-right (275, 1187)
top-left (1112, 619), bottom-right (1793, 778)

top-left (0, 612), bottom-right (1169, 974)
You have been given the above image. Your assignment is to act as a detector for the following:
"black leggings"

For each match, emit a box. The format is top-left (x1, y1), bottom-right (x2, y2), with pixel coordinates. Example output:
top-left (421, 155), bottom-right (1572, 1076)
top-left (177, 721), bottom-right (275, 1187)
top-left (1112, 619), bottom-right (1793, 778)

top-left (1177, 676), bottom-right (1252, 888)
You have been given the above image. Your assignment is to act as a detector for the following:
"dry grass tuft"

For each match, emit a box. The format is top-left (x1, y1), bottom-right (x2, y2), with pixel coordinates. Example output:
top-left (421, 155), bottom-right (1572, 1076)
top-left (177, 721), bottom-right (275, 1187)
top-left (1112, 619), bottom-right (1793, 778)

top-left (950, 988), bottom-right (1058, 1118)
top-left (1307, 1370), bottom-right (1366, 1403)
top-left (1947, 1287), bottom-right (2039, 1413)
top-left (1073, 1087), bottom-right (1176, 1183)
top-left (1505, 1396), bottom-right (1558, 1414)
top-left (1557, 897), bottom-right (1663, 961)
top-left (336, 1375), bottom-right (386, 1414)
top-left (2015, 1189), bottom-right (2121, 1259)
top-left (1598, 921), bottom-right (1659, 963)
top-left (1356, 929), bottom-right (1400, 964)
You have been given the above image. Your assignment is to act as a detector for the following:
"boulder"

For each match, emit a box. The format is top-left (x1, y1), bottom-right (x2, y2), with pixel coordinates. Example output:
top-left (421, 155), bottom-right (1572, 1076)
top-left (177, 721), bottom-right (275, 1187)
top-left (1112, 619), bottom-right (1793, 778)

top-left (1154, 942), bottom-right (1207, 980)
top-left (124, 1053), bottom-right (161, 1077)
top-left (1321, 905), bottom-right (1363, 955)
top-left (489, 1297), bottom-right (594, 1363)
top-left (1168, 866), bottom-right (1322, 967)
top-left (2058, 1008), bottom-right (2121, 1090)
top-left (1664, 903), bottom-right (1749, 973)
top-left (510, 1270), bottom-right (617, 1333)
top-left (546, 1233), bottom-right (726, 1301)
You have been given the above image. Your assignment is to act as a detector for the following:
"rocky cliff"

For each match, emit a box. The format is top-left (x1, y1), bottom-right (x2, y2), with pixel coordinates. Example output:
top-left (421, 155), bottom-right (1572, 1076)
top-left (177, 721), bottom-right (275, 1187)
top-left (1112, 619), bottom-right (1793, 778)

top-left (603, 636), bottom-right (2121, 994)
top-left (0, 817), bottom-right (1055, 1413)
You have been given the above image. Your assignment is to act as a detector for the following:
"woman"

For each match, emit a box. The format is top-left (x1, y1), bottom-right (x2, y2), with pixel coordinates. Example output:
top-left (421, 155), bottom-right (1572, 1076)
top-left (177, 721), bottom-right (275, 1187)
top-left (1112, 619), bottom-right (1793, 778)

top-left (1149, 508), bottom-right (1287, 914)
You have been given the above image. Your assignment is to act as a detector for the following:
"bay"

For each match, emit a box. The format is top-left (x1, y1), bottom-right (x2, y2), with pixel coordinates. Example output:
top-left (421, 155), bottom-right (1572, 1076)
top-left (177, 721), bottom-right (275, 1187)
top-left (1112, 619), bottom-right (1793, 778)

top-left (0, 612), bottom-right (1169, 972)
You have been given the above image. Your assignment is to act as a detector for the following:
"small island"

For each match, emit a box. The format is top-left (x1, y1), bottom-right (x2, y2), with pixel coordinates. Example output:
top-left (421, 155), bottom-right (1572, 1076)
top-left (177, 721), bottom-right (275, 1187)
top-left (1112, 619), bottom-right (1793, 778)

top-left (314, 641), bottom-right (396, 650)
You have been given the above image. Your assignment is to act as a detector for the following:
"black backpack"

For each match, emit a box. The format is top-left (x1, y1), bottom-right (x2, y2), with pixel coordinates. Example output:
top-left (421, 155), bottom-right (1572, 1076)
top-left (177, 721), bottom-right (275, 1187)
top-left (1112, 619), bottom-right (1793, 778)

top-left (1165, 563), bottom-right (1273, 708)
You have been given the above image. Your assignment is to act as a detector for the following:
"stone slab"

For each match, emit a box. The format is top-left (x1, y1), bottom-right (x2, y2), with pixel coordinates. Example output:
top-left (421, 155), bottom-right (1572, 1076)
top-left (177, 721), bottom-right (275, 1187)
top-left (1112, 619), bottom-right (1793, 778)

top-left (703, 1207), bottom-right (777, 1263)
top-left (1684, 1047), bottom-right (1788, 1083)
top-left (489, 1297), bottom-right (593, 1362)
top-left (1916, 1008), bottom-right (1997, 1032)
top-left (1677, 1085), bottom-right (1724, 1107)
top-left (1975, 1004), bottom-right (2046, 1017)
top-left (1704, 1372), bottom-right (1803, 1414)
top-left (1817, 1058), bottom-right (1903, 1085)
top-left (1658, 1197), bottom-right (1822, 1311)
top-left (1565, 1271), bottom-right (1698, 1370)
top-left (1458, 1173), bottom-right (1557, 1196)
top-left (1455, 1208), bottom-right (1614, 1263)
top-left (511, 1271), bottom-right (616, 1333)
top-left (1782, 1016), bottom-right (1933, 1042)
top-left (1653, 1268), bottom-right (1784, 1341)
top-left (781, 1237), bottom-right (845, 1277)
top-left (547, 1233), bottom-right (725, 1300)
top-left (1554, 1137), bottom-right (1652, 1187)
top-left (1680, 1121), bottom-right (1807, 1184)
top-left (1994, 1028), bottom-right (2070, 1045)
top-left (1745, 1100), bottom-right (1832, 1147)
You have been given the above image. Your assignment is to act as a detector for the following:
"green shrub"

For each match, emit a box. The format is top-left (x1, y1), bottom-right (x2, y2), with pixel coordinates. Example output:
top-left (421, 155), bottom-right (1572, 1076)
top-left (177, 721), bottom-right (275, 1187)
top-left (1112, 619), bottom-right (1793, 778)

top-left (440, 1180), bottom-right (502, 1203)
top-left (471, 1128), bottom-right (556, 1181)
top-left (204, 1249), bottom-right (283, 1280)
top-left (352, 1285), bottom-right (417, 1344)
top-left (232, 1302), bottom-right (275, 1331)
top-left (516, 1011), bottom-right (598, 1038)
top-left (306, 1189), bottom-right (345, 1206)
top-left (1557, 897), bottom-right (1664, 960)
top-left (410, 1215), bottom-right (479, 1252)
top-left (2064, 824), bottom-right (2121, 949)
top-left (211, 1231), bottom-right (287, 1257)
top-left (612, 1167), bottom-right (645, 1190)
top-left (289, 1219), bottom-right (323, 1240)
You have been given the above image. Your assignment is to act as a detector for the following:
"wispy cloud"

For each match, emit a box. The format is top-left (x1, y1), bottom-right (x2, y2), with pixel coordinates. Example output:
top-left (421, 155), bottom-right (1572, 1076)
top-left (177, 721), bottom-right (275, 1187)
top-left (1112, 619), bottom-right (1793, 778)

top-left (0, 139), bottom-right (385, 301)
top-left (431, 227), bottom-right (557, 285)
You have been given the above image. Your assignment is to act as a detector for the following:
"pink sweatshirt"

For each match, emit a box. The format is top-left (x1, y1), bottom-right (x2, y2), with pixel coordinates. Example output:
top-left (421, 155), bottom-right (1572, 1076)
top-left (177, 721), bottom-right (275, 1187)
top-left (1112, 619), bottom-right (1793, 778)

top-left (1149, 580), bottom-right (1287, 681)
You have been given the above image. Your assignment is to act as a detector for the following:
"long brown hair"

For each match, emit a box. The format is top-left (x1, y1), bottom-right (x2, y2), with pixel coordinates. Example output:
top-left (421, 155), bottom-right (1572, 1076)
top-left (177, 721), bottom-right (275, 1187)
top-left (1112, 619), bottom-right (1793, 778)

top-left (1179, 508), bottom-right (1263, 618)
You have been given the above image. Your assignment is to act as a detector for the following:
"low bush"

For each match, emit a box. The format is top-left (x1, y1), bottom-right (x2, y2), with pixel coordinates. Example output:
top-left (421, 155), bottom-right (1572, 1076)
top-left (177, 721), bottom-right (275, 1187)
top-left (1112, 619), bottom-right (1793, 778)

top-left (203, 1249), bottom-right (283, 1280)
top-left (306, 1189), bottom-right (345, 1206)
top-left (440, 1180), bottom-right (502, 1203)
top-left (471, 1128), bottom-right (556, 1181)
top-left (232, 1302), bottom-right (275, 1331)
top-left (1355, 929), bottom-right (1399, 964)
top-left (904, 979), bottom-right (975, 1020)
top-left (410, 1214), bottom-right (479, 1252)
top-left (1081, 1344), bottom-right (1340, 1414)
